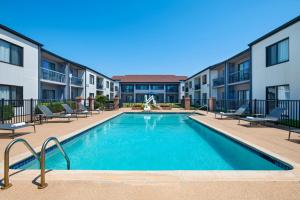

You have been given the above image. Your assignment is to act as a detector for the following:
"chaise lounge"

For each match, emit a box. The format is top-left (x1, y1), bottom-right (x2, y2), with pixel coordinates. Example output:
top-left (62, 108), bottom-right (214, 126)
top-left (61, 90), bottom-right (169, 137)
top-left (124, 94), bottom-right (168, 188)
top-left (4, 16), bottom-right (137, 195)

top-left (215, 105), bottom-right (248, 119)
top-left (38, 105), bottom-right (73, 122)
top-left (62, 104), bottom-right (89, 118)
top-left (78, 103), bottom-right (94, 116)
top-left (0, 122), bottom-right (35, 138)
top-left (238, 107), bottom-right (286, 126)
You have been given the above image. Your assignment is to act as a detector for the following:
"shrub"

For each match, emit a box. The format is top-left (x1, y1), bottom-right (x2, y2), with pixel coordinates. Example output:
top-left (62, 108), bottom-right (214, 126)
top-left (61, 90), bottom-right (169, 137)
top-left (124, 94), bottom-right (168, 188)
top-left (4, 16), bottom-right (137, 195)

top-left (36, 102), bottom-right (64, 114)
top-left (0, 105), bottom-right (14, 121)
top-left (131, 103), bottom-right (144, 110)
top-left (66, 100), bottom-right (76, 110)
top-left (95, 95), bottom-right (108, 110)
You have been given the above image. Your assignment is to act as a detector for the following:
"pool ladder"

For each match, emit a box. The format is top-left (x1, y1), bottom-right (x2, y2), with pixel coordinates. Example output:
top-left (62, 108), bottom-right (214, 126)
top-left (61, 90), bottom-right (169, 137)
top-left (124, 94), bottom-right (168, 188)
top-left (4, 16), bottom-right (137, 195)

top-left (1, 137), bottom-right (70, 190)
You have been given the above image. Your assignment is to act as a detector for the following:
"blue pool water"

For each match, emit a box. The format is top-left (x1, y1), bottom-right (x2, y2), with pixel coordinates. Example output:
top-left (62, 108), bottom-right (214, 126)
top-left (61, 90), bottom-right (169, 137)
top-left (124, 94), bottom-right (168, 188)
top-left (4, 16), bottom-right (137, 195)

top-left (14, 113), bottom-right (291, 170)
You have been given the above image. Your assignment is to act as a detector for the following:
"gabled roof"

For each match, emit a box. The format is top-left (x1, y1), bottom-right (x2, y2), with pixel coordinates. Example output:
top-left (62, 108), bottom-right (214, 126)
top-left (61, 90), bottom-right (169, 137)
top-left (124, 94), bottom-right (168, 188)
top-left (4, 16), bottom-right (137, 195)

top-left (0, 24), bottom-right (43, 46)
top-left (112, 75), bottom-right (187, 83)
top-left (249, 15), bottom-right (300, 46)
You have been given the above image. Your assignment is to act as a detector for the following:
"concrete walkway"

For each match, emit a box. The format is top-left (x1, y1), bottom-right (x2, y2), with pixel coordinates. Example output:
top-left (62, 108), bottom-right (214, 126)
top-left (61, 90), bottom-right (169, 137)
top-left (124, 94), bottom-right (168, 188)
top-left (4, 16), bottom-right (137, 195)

top-left (1, 109), bottom-right (300, 200)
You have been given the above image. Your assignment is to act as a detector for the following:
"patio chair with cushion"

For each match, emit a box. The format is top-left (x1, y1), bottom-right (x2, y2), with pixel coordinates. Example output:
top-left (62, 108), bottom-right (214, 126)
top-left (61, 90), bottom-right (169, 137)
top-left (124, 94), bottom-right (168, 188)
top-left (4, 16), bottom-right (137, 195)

top-left (38, 105), bottom-right (72, 122)
top-left (0, 122), bottom-right (35, 138)
top-left (239, 107), bottom-right (286, 126)
top-left (215, 105), bottom-right (248, 119)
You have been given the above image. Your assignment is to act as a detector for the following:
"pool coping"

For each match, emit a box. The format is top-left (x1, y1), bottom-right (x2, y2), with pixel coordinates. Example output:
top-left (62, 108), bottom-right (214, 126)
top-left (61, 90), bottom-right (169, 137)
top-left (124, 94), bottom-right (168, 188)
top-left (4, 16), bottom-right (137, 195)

top-left (1, 110), bottom-right (300, 183)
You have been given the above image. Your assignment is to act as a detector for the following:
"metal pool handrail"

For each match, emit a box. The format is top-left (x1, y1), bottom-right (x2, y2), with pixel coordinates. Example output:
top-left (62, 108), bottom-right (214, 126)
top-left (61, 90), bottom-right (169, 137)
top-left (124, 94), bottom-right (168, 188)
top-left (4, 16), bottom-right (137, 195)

top-left (1, 138), bottom-right (40, 190)
top-left (39, 137), bottom-right (70, 189)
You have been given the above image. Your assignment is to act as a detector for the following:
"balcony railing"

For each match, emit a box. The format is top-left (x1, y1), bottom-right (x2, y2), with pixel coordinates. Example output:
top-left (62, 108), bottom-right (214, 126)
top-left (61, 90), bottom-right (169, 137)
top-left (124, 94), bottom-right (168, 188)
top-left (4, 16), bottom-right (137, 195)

top-left (228, 70), bottom-right (250, 83)
top-left (121, 88), bottom-right (134, 93)
top-left (96, 83), bottom-right (103, 90)
top-left (194, 84), bottom-right (201, 90)
top-left (41, 68), bottom-right (66, 83)
top-left (213, 77), bottom-right (225, 87)
top-left (71, 76), bottom-right (83, 86)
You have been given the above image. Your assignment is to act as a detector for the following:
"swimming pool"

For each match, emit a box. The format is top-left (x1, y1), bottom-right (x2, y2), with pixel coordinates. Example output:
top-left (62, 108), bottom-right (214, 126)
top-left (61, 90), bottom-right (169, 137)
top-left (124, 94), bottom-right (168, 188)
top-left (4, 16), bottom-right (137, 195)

top-left (12, 113), bottom-right (292, 170)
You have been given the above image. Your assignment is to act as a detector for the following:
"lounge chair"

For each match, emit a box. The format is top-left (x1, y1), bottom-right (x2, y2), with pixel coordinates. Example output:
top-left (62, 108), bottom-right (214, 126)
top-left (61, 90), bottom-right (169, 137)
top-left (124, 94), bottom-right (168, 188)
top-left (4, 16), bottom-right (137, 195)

top-left (0, 122), bottom-right (35, 138)
top-left (78, 103), bottom-right (93, 116)
top-left (288, 128), bottom-right (300, 140)
top-left (215, 105), bottom-right (248, 119)
top-left (62, 104), bottom-right (88, 118)
top-left (38, 105), bottom-right (72, 122)
top-left (239, 107), bottom-right (285, 126)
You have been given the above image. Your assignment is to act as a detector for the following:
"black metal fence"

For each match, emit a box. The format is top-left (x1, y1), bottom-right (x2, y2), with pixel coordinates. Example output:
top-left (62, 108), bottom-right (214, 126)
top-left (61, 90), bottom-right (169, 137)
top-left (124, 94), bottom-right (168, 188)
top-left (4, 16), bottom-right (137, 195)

top-left (0, 98), bottom-right (115, 124)
top-left (190, 99), bottom-right (300, 128)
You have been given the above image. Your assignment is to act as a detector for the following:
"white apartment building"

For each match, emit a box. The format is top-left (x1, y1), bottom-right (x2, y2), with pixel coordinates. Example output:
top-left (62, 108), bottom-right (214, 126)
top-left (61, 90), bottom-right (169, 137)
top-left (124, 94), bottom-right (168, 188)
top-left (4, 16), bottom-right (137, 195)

top-left (0, 24), bottom-right (41, 100)
top-left (85, 68), bottom-right (115, 100)
top-left (0, 24), bottom-right (116, 101)
top-left (250, 16), bottom-right (300, 101)
top-left (186, 49), bottom-right (251, 106)
top-left (185, 68), bottom-right (210, 105)
top-left (40, 49), bottom-right (86, 100)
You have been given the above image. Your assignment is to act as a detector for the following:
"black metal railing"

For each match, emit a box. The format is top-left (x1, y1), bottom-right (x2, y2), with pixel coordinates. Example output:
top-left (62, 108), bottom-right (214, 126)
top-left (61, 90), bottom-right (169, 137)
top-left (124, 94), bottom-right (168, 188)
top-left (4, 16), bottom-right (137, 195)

top-left (213, 77), bottom-right (225, 87)
top-left (228, 70), bottom-right (250, 83)
top-left (189, 98), bottom-right (300, 127)
top-left (0, 98), bottom-right (115, 124)
top-left (194, 84), bottom-right (201, 90)
top-left (96, 83), bottom-right (103, 90)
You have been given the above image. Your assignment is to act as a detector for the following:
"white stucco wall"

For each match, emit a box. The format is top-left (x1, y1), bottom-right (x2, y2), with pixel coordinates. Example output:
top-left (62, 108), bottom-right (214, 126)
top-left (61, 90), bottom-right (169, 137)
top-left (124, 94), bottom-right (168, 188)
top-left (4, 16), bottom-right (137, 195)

top-left (0, 28), bottom-right (39, 99)
top-left (200, 69), bottom-right (210, 99)
top-left (85, 69), bottom-right (97, 98)
top-left (251, 21), bottom-right (300, 100)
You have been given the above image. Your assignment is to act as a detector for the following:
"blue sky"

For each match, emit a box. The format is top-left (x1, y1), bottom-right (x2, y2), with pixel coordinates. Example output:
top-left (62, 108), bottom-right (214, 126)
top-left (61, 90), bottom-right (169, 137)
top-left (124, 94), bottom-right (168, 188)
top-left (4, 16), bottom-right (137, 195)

top-left (1, 0), bottom-right (299, 77)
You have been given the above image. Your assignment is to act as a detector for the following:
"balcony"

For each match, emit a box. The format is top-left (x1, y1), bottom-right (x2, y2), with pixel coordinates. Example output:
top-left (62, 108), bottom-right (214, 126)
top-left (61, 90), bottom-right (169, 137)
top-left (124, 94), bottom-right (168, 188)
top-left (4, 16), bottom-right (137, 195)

top-left (228, 70), bottom-right (250, 84)
top-left (194, 84), bottom-right (201, 90)
top-left (96, 83), bottom-right (103, 90)
top-left (121, 88), bottom-right (134, 93)
top-left (71, 76), bottom-right (83, 86)
top-left (41, 68), bottom-right (66, 83)
top-left (213, 77), bottom-right (225, 87)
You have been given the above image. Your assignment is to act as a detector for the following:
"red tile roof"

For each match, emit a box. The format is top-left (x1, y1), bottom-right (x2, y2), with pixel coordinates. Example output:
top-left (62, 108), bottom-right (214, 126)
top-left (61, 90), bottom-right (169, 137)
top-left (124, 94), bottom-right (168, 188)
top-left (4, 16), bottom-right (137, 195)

top-left (112, 75), bottom-right (187, 83)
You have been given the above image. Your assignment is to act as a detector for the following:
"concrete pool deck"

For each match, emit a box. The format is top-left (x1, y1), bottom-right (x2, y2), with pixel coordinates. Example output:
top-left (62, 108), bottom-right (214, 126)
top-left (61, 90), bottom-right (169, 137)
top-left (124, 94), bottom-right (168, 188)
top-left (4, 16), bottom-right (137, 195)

top-left (1, 108), bottom-right (300, 199)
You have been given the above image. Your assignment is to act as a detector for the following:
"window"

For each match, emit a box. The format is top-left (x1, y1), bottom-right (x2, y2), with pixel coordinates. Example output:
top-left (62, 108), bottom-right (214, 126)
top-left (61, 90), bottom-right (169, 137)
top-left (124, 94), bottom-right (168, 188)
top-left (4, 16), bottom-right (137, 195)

top-left (266, 38), bottom-right (289, 67)
top-left (121, 84), bottom-right (134, 92)
top-left (0, 39), bottom-right (23, 66)
top-left (202, 75), bottom-right (207, 85)
top-left (42, 60), bottom-right (55, 70)
top-left (0, 85), bottom-right (23, 100)
top-left (188, 82), bottom-right (192, 89)
top-left (135, 84), bottom-right (149, 90)
top-left (166, 84), bottom-right (178, 92)
top-left (89, 93), bottom-right (94, 98)
top-left (266, 85), bottom-right (290, 113)
top-left (89, 75), bottom-right (95, 85)
top-left (42, 89), bottom-right (55, 100)
top-left (182, 86), bottom-right (184, 91)
top-left (150, 84), bottom-right (164, 90)
top-left (237, 90), bottom-right (250, 101)
top-left (266, 85), bottom-right (290, 100)
top-left (0, 85), bottom-right (23, 106)
top-left (106, 81), bottom-right (109, 88)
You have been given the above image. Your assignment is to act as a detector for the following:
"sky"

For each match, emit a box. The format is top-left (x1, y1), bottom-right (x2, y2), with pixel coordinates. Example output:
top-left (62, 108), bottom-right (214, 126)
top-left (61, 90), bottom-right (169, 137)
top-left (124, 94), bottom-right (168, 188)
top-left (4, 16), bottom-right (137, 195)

top-left (0, 0), bottom-right (299, 77)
